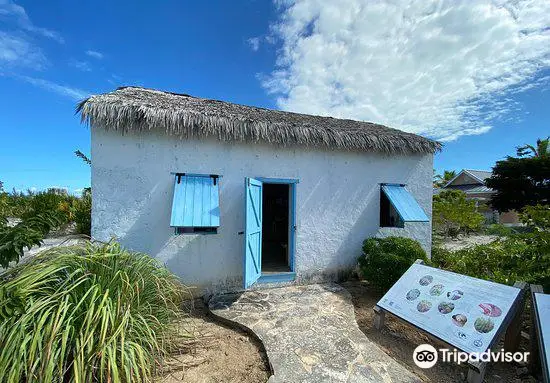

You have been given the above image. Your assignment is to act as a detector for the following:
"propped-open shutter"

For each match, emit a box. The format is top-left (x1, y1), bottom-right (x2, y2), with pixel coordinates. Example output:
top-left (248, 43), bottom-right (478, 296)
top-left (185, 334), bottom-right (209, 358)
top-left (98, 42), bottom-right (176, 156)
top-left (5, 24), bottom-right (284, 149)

top-left (244, 177), bottom-right (262, 289)
top-left (381, 184), bottom-right (428, 222)
top-left (170, 175), bottom-right (220, 227)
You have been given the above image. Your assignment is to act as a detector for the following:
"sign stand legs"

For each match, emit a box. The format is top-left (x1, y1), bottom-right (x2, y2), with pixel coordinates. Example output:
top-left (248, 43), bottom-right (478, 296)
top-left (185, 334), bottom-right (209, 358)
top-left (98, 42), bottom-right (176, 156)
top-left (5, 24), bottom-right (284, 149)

top-left (467, 361), bottom-right (487, 383)
top-left (504, 281), bottom-right (528, 352)
top-left (529, 284), bottom-right (544, 375)
top-left (373, 305), bottom-right (385, 330)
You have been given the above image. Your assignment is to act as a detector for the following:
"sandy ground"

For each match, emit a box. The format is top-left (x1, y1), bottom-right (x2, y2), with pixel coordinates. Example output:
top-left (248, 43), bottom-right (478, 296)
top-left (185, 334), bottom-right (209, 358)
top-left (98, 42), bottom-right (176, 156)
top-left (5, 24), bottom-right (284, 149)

top-left (159, 300), bottom-right (271, 383)
top-left (440, 235), bottom-right (499, 251)
top-left (341, 280), bottom-right (539, 383)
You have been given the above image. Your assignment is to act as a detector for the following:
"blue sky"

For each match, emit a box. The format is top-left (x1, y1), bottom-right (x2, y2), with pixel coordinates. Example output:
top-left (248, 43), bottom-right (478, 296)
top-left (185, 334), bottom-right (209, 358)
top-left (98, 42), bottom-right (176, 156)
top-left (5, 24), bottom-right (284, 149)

top-left (1, 0), bottom-right (549, 194)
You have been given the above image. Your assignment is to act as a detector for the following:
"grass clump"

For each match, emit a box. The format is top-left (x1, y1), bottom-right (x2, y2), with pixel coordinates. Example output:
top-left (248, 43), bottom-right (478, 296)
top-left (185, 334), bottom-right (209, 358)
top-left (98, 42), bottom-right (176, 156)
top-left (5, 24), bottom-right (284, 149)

top-left (0, 241), bottom-right (191, 383)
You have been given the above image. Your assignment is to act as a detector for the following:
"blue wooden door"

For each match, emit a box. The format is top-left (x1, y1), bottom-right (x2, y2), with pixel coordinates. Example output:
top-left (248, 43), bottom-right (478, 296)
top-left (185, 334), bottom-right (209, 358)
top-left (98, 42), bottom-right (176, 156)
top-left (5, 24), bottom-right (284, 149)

top-left (244, 177), bottom-right (263, 289)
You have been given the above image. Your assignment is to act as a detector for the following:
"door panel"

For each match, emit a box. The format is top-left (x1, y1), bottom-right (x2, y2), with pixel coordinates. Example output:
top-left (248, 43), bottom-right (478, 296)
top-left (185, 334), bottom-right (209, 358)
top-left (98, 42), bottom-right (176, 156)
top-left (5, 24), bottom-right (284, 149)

top-left (244, 177), bottom-right (263, 288)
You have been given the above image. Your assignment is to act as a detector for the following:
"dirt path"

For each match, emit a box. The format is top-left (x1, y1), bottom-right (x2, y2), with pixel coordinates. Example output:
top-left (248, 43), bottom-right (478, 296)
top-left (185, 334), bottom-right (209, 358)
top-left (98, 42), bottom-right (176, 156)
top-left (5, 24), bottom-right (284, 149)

top-left (341, 280), bottom-right (537, 383)
top-left (160, 300), bottom-right (270, 383)
top-left (439, 235), bottom-right (499, 251)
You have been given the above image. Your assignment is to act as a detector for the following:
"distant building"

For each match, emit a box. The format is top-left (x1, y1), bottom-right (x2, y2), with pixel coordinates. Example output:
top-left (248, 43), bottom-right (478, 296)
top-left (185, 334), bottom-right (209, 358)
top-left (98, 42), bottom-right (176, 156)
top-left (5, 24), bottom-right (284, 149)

top-left (436, 169), bottom-right (519, 225)
top-left (47, 187), bottom-right (69, 196)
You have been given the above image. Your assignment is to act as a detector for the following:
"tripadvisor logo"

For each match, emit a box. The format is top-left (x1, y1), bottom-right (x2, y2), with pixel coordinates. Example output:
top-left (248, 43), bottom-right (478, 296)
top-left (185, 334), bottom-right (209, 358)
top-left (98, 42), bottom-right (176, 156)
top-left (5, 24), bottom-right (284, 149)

top-left (413, 344), bottom-right (529, 368)
top-left (413, 344), bottom-right (438, 368)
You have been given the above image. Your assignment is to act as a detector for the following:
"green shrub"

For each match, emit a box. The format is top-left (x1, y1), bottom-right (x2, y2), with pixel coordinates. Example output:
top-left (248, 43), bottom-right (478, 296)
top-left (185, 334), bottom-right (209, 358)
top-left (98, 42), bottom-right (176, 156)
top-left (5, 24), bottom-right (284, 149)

top-left (73, 188), bottom-right (91, 235)
top-left (520, 204), bottom-right (550, 231)
top-left (0, 242), bottom-right (191, 382)
top-left (432, 230), bottom-right (550, 291)
top-left (433, 190), bottom-right (485, 237)
top-left (484, 224), bottom-right (517, 237)
top-left (0, 211), bottom-right (64, 268)
top-left (0, 190), bottom-right (33, 219)
top-left (358, 237), bottom-right (429, 291)
top-left (22, 190), bottom-right (76, 224)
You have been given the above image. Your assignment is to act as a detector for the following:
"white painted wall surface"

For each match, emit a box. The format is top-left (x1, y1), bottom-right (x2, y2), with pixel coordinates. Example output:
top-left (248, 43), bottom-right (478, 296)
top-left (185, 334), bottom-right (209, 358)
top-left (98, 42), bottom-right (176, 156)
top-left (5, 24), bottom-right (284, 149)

top-left (92, 129), bottom-right (433, 293)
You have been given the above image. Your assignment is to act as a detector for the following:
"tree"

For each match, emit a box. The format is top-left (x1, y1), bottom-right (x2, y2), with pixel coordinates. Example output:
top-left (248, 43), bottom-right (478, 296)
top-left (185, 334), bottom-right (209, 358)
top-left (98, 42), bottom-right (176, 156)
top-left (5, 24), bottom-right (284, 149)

top-left (433, 189), bottom-right (485, 237)
top-left (433, 170), bottom-right (456, 188)
top-left (516, 137), bottom-right (549, 158)
top-left (487, 140), bottom-right (550, 212)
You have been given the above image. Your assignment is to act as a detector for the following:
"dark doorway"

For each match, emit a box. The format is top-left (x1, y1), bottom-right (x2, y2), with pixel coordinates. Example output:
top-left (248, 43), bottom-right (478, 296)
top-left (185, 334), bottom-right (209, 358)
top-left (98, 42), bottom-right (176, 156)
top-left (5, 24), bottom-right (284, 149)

top-left (261, 183), bottom-right (290, 273)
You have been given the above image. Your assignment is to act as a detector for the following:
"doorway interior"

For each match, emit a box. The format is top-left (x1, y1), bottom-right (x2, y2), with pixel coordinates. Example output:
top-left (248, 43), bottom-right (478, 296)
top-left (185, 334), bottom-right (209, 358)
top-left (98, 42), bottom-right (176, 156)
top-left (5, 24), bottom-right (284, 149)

top-left (261, 183), bottom-right (291, 273)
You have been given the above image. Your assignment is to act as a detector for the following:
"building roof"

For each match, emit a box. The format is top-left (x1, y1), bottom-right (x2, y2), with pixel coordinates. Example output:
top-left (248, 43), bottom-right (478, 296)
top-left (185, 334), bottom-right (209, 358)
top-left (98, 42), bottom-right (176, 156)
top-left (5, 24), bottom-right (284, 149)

top-left (77, 86), bottom-right (441, 155)
top-left (445, 184), bottom-right (494, 194)
top-left (464, 169), bottom-right (492, 183)
top-left (443, 169), bottom-right (493, 188)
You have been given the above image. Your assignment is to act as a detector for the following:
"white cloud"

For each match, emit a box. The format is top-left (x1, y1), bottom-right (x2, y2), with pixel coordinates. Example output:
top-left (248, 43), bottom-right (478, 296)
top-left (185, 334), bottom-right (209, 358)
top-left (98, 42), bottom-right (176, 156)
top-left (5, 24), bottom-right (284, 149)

top-left (264, 0), bottom-right (550, 141)
top-left (0, 0), bottom-right (64, 43)
top-left (17, 75), bottom-right (90, 100)
top-left (0, 31), bottom-right (47, 69)
top-left (247, 36), bottom-right (261, 51)
top-left (0, 0), bottom-right (63, 70)
top-left (85, 50), bottom-right (103, 59)
top-left (69, 59), bottom-right (92, 72)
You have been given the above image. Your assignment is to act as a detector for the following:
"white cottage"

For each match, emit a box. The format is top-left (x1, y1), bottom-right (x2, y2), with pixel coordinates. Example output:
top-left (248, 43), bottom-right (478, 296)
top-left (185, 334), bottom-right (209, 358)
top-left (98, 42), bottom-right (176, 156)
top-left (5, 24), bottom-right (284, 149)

top-left (79, 87), bottom-right (441, 294)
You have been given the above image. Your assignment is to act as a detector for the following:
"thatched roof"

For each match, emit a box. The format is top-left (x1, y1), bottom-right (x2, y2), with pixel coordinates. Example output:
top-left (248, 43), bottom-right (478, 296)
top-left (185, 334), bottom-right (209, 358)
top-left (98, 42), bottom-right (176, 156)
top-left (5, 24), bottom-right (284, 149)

top-left (77, 87), bottom-right (441, 155)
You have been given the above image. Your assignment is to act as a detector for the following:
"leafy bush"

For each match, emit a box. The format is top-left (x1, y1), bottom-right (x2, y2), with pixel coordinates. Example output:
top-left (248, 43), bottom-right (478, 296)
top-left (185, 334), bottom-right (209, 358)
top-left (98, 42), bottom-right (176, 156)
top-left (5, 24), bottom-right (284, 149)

top-left (22, 190), bottom-right (75, 224)
top-left (432, 230), bottom-right (550, 291)
top-left (0, 189), bottom-right (33, 219)
top-left (520, 204), bottom-right (550, 231)
top-left (0, 212), bottom-right (64, 268)
top-left (0, 242), bottom-right (191, 382)
top-left (433, 189), bottom-right (485, 237)
top-left (484, 224), bottom-right (518, 237)
top-left (73, 188), bottom-right (91, 235)
top-left (358, 236), bottom-right (429, 291)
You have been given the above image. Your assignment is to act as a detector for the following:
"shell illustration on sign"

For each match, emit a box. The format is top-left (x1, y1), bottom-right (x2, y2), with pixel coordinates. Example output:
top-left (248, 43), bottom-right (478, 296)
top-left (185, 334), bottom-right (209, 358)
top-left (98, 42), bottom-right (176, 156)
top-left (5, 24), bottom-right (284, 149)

top-left (474, 317), bottom-right (495, 333)
top-left (447, 290), bottom-right (463, 300)
top-left (452, 314), bottom-right (468, 327)
top-left (419, 275), bottom-right (433, 286)
top-left (429, 284), bottom-right (444, 296)
top-left (438, 302), bottom-right (455, 314)
top-left (417, 300), bottom-right (432, 312)
top-left (479, 303), bottom-right (502, 317)
top-left (406, 289), bottom-right (420, 301)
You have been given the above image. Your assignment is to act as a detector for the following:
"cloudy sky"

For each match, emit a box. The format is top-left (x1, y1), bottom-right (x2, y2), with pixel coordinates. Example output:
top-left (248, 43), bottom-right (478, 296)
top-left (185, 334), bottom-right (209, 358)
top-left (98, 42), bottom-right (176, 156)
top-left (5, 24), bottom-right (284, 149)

top-left (1, 0), bottom-right (549, 192)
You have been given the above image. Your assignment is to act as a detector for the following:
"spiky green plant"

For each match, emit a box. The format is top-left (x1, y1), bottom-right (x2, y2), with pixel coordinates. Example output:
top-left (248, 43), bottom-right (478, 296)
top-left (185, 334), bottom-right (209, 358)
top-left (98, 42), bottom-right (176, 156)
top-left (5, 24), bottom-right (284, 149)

top-left (0, 242), bottom-right (191, 382)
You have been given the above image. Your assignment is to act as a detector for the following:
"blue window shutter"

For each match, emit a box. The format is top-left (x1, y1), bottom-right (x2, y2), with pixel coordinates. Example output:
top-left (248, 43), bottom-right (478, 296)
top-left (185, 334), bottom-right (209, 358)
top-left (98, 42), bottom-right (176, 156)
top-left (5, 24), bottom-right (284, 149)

top-left (170, 175), bottom-right (220, 227)
top-left (381, 185), bottom-right (429, 222)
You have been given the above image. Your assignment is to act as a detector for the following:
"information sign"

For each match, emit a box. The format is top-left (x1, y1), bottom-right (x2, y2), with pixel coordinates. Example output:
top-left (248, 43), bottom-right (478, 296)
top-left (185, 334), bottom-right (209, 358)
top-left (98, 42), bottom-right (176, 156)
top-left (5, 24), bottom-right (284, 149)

top-left (377, 263), bottom-right (522, 354)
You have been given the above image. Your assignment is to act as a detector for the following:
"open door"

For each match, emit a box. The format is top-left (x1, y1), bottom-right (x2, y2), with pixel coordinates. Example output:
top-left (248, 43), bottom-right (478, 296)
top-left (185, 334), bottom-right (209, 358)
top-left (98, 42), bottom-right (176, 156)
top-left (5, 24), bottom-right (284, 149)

top-left (244, 177), bottom-right (263, 289)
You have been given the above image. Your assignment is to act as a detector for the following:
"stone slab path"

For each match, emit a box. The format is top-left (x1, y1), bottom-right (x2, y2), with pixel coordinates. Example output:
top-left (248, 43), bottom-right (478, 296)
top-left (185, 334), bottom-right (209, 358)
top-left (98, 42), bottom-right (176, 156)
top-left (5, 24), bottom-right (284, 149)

top-left (209, 283), bottom-right (420, 383)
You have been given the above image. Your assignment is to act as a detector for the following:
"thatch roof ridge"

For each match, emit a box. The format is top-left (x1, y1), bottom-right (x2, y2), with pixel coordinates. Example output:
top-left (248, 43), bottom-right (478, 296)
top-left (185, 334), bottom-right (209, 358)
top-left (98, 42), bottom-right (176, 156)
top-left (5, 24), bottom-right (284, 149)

top-left (77, 86), bottom-right (441, 155)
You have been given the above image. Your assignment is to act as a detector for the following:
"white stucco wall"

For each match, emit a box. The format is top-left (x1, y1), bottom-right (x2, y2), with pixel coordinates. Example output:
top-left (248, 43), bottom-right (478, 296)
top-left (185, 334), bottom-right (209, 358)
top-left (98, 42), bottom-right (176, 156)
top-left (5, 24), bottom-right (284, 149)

top-left (92, 129), bottom-right (433, 293)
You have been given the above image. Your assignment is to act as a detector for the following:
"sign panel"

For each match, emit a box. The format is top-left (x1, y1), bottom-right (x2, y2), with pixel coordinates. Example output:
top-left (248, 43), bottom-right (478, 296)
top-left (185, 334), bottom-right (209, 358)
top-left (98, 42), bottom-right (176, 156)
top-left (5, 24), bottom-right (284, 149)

top-left (534, 293), bottom-right (550, 383)
top-left (377, 263), bottom-right (521, 354)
